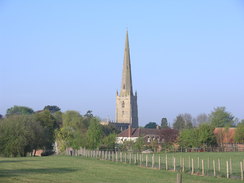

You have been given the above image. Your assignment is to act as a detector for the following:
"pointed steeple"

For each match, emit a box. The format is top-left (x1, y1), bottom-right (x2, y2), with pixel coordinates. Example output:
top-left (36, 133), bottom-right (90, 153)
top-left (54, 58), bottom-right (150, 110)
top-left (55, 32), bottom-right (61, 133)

top-left (120, 31), bottom-right (133, 95)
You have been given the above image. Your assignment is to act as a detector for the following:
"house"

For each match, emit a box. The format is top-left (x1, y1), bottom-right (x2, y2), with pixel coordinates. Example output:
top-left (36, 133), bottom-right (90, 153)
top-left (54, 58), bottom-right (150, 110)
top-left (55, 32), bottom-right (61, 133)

top-left (117, 126), bottom-right (178, 145)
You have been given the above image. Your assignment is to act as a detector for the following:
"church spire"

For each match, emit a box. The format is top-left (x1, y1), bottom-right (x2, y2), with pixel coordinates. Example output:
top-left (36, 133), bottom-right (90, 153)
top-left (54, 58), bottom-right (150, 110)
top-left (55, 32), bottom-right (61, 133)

top-left (121, 30), bottom-right (133, 95)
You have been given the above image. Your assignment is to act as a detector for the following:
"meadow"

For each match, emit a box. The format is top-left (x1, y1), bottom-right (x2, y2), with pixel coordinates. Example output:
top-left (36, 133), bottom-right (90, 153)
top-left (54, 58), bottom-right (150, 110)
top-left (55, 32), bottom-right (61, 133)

top-left (0, 154), bottom-right (244, 183)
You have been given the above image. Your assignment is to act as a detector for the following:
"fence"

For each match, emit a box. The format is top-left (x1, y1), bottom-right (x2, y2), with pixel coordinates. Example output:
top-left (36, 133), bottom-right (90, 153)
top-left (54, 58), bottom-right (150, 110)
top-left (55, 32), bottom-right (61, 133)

top-left (68, 148), bottom-right (244, 181)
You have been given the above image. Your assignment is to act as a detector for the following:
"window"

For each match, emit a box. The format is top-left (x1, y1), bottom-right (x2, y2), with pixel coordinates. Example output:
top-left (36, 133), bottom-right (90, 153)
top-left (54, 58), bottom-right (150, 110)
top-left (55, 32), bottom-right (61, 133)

top-left (122, 101), bottom-right (125, 108)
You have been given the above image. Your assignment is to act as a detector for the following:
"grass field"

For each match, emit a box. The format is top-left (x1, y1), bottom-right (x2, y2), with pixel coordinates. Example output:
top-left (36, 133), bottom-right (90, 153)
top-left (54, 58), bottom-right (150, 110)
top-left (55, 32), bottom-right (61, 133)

top-left (0, 155), bottom-right (243, 183)
top-left (144, 152), bottom-right (244, 178)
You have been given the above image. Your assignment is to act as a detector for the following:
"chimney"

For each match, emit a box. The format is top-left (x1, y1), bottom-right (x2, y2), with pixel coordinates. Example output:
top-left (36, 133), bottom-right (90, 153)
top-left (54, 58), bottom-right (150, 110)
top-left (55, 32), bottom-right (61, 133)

top-left (128, 125), bottom-right (131, 137)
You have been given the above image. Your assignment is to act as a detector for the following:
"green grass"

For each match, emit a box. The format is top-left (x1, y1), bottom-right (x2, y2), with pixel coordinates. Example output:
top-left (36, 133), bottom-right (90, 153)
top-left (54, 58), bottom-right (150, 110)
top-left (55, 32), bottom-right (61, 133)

top-left (141, 152), bottom-right (244, 178)
top-left (0, 155), bottom-right (243, 183)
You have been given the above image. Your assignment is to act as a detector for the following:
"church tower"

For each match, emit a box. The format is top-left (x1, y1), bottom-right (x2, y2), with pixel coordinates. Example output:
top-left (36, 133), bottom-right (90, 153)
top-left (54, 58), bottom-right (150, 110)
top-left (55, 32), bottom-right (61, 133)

top-left (116, 31), bottom-right (138, 128)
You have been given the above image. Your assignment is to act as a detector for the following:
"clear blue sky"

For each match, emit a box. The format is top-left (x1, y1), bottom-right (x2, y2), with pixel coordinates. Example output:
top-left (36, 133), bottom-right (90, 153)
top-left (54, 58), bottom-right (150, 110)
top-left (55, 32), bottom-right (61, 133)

top-left (1, 0), bottom-right (244, 126)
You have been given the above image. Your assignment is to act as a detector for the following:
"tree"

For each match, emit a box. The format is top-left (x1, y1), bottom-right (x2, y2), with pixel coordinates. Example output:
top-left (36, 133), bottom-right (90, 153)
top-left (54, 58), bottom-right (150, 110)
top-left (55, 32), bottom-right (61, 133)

top-left (87, 119), bottom-right (103, 149)
top-left (196, 113), bottom-right (209, 126)
top-left (235, 123), bottom-right (244, 143)
top-left (0, 115), bottom-right (46, 157)
top-left (209, 107), bottom-right (235, 127)
top-left (100, 133), bottom-right (117, 150)
top-left (43, 105), bottom-right (61, 113)
top-left (144, 122), bottom-right (157, 129)
top-left (173, 114), bottom-right (193, 131)
top-left (161, 118), bottom-right (168, 128)
top-left (84, 110), bottom-right (93, 118)
top-left (133, 137), bottom-right (145, 152)
top-left (197, 124), bottom-right (217, 147)
top-left (6, 106), bottom-right (34, 117)
top-left (34, 110), bottom-right (58, 150)
top-left (179, 129), bottom-right (199, 148)
top-left (55, 111), bottom-right (86, 151)
top-left (0, 114), bottom-right (2, 119)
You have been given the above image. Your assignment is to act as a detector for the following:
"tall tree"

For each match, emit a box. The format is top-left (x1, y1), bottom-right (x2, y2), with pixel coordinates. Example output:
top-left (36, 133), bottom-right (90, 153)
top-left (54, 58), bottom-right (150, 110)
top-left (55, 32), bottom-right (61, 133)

top-left (144, 122), bottom-right (157, 129)
top-left (87, 119), bottom-right (103, 149)
top-left (196, 113), bottom-right (209, 126)
top-left (0, 115), bottom-right (45, 157)
top-left (161, 118), bottom-right (168, 128)
top-left (173, 114), bottom-right (193, 131)
top-left (234, 123), bottom-right (244, 143)
top-left (197, 124), bottom-right (217, 147)
top-left (34, 110), bottom-right (58, 150)
top-left (6, 105), bottom-right (34, 117)
top-left (209, 107), bottom-right (235, 127)
top-left (43, 105), bottom-right (61, 113)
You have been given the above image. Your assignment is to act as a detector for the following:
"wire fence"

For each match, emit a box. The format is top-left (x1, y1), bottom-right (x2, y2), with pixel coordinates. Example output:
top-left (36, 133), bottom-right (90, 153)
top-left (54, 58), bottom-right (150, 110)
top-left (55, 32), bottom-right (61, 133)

top-left (66, 148), bottom-right (244, 181)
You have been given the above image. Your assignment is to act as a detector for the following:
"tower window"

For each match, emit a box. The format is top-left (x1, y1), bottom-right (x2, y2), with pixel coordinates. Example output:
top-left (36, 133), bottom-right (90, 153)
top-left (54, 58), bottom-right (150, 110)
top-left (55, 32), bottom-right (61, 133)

top-left (122, 101), bottom-right (125, 108)
top-left (122, 111), bottom-right (124, 116)
top-left (123, 84), bottom-right (125, 89)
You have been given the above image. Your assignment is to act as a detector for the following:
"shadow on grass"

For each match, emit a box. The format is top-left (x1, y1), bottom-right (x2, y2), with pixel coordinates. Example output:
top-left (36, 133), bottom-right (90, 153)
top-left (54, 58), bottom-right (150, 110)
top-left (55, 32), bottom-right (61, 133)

top-left (0, 159), bottom-right (39, 163)
top-left (0, 167), bottom-right (77, 178)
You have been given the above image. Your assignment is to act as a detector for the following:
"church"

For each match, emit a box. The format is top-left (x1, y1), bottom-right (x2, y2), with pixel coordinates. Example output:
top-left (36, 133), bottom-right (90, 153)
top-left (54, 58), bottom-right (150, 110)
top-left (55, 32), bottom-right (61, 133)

top-left (115, 31), bottom-right (138, 129)
top-left (101, 31), bottom-right (139, 131)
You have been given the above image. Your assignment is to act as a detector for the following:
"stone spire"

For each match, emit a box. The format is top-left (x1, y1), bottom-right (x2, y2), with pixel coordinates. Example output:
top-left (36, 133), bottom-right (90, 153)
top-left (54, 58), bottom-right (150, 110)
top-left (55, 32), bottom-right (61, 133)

top-left (120, 31), bottom-right (133, 96)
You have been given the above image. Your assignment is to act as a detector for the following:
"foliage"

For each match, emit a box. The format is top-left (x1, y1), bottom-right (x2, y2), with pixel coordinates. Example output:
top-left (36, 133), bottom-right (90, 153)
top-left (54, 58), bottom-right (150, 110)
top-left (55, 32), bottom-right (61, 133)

top-left (43, 105), bottom-right (61, 113)
top-left (133, 137), bottom-right (145, 152)
top-left (35, 110), bottom-right (58, 150)
top-left (234, 123), bottom-right (244, 143)
top-left (161, 118), bottom-right (168, 128)
top-left (55, 111), bottom-right (86, 150)
top-left (197, 124), bottom-right (217, 147)
top-left (100, 133), bottom-right (117, 150)
top-left (179, 124), bottom-right (217, 148)
top-left (101, 124), bottom-right (120, 136)
top-left (209, 107), bottom-right (235, 127)
top-left (173, 114), bottom-right (193, 131)
top-left (0, 115), bottom-right (46, 157)
top-left (179, 129), bottom-right (199, 148)
top-left (87, 119), bottom-right (103, 149)
top-left (6, 106), bottom-right (34, 117)
top-left (144, 122), bottom-right (157, 128)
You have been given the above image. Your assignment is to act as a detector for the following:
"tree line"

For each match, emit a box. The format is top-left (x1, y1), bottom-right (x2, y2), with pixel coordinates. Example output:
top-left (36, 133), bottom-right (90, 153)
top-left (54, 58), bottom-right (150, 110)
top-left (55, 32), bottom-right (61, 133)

top-left (144, 107), bottom-right (244, 149)
top-left (0, 106), bottom-right (118, 157)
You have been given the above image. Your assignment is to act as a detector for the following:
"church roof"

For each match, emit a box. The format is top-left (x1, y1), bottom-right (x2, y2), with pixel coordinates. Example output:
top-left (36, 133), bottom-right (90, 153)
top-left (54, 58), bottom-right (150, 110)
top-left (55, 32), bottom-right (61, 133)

top-left (120, 31), bottom-right (133, 96)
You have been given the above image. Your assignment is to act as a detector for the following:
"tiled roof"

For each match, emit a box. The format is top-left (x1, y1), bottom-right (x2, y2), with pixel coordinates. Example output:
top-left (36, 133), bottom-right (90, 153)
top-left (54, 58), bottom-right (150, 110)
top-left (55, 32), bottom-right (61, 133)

top-left (118, 128), bottom-right (177, 137)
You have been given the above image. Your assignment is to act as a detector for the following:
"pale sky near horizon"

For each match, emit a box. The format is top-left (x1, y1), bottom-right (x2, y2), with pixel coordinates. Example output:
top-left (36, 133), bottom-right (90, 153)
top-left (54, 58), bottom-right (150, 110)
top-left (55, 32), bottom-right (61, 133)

top-left (0, 1), bottom-right (244, 126)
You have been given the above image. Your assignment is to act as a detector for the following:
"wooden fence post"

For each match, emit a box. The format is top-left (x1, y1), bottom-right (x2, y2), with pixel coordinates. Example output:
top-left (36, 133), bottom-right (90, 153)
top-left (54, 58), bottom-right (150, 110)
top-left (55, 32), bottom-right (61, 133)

top-left (218, 158), bottom-right (220, 175)
top-left (120, 152), bottom-right (122, 162)
top-left (174, 157), bottom-right (176, 172)
top-left (134, 154), bottom-right (137, 164)
top-left (125, 153), bottom-right (127, 163)
top-left (182, 158), bottom-right (185, 172)
top-left (176, 173), bottom-right (182, 183)
top-left (226, 161), bottom-right (229, 179)
top-left (152, 154), bottom-right (155, 168)
top-left (166, 154), bottom-right (168, 170)
top-left (191, 158), bottom-right (194, 175)
top-left (202, 160), bottom-right (204, 176)
top-left (129, 153), bottom-right (132, 164)
top-left (240, 161), bottom-right (243, 181)
top-left (213, 160), bottom-right (216, 177)
top-left (197, 157), bottom-right (200, 170)
top-left (146, 155), bottom-right (148, 167)
top-left (208, 157), bottom-right (210, 172)
top-left (159, 156), bottom-right (161, 170)
top-left (230, 158), bottom-right (232, 177)
top-left (188, 156), bottom-right (191, 170)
